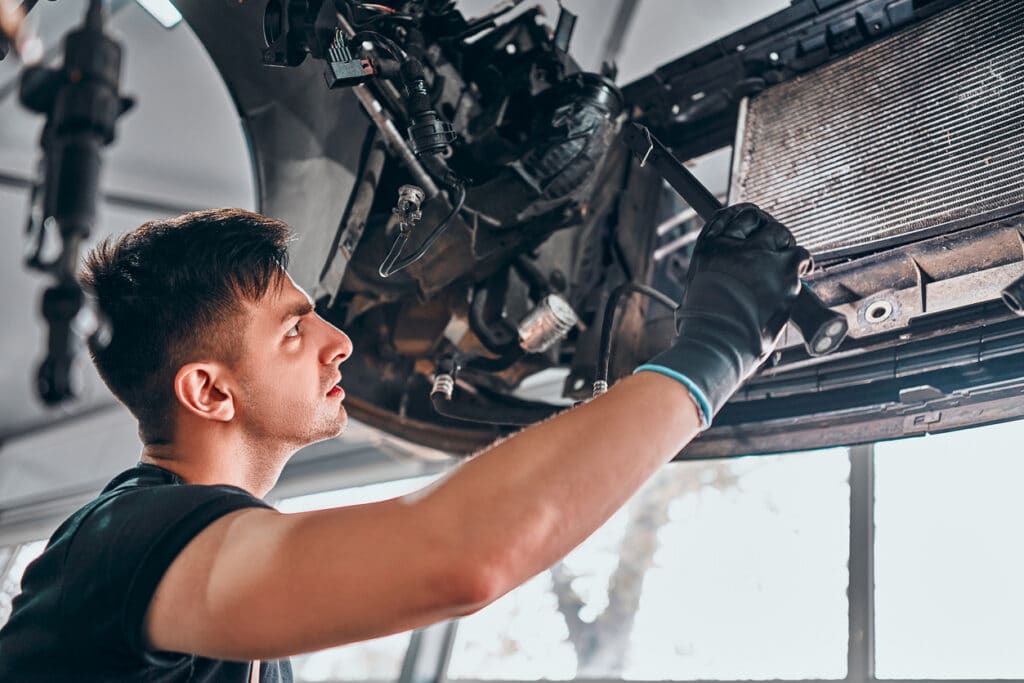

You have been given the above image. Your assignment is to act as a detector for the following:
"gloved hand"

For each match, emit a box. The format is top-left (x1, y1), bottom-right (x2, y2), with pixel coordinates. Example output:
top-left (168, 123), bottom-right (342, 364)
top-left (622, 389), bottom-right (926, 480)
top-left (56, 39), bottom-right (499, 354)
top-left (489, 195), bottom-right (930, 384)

top-left (634, 203), bottom-right (809, 429)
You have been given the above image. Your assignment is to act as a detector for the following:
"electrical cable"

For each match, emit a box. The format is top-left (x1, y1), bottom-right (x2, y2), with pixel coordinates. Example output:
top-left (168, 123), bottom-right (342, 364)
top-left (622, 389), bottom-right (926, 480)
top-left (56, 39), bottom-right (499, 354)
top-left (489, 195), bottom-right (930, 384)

top-left (350, 29), bottom-right (408, 61)
top-left (351, 11), bottom-right (416, 30)
top-left (377, 228), bottom-right (411, 278)
top-left (379, 184), bottom-right (466, 277)
top-left (429, 388), bottom-right (561, 425)
top-left (597, 282), bottom-right (678, 387)
top-left (429, 353), bottom-right (563, 425)
top-left (356, 3), bottom-right (397, 14)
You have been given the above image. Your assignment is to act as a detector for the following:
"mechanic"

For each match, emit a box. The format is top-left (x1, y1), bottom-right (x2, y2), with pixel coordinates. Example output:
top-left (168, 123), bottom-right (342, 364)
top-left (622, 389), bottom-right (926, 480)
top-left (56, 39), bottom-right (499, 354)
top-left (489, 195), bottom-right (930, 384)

top-left (0, 202), bottom-right (807, 681)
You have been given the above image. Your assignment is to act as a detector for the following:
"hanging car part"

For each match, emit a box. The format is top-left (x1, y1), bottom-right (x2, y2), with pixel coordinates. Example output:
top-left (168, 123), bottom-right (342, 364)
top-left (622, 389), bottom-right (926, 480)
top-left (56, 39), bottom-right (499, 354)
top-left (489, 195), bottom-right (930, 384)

top-left (19, 0), bottom-right (133, 405)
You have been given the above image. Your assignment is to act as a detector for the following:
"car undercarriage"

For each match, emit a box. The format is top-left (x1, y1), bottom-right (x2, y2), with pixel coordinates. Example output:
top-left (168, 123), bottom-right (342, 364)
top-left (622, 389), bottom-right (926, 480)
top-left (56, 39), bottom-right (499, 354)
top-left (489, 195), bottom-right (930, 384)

top-left (23, 0), bottom-right (1023, 457)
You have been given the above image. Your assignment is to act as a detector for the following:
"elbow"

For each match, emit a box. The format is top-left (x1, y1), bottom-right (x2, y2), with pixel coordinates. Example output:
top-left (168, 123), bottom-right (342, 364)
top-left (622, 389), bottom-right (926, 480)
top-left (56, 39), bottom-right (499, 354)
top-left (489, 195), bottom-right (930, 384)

top-left (416, 489), bottom-right (562, 617)
top-left (440, 557), bottom-right (508, 616)
top-left (436, 522), bottom-right (556, 616)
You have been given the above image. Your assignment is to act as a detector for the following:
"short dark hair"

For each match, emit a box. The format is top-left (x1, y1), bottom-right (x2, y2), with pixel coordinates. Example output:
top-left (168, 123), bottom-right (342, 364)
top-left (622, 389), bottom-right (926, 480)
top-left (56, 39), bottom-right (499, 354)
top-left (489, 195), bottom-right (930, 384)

top-left (80, 208), bottom-right (292, 444)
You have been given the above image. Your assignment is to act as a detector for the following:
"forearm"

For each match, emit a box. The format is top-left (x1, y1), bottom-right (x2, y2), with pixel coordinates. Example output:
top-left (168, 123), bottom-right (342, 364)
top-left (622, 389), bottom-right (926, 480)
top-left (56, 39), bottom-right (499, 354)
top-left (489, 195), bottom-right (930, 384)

top-left (419, 371), bottom-right (702, 599)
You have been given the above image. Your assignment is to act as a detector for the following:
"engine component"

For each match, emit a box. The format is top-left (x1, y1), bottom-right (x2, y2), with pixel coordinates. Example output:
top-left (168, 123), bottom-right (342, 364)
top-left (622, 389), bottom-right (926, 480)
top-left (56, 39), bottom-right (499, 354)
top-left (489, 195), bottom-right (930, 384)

top-left (394, 184), bottom-right (425, 225)
top-left (517, 293), bottom-right (578, 354)
top-left (172, 0), bottom-right (1024, 457)
top-left (595, 283), bottom-right (678, 397)
top-left (431, 366), bottom-right (455, 401)
top-left (377, 183), bottom-right (426, 278)
top-left (512, 73), bottom-right (623, 215)
top-left (403, 60), bottom-right (456, 156)
top-left (324, 29), bottom-right (375, 88)
top-left (731, 0), bottom-right (1024, 258)
top-left (429, 355), bottom-right (562, 425)
top-left (378, 184), bottom-right (466, 278)
top-left (261, 0), bottom-right (336, 67)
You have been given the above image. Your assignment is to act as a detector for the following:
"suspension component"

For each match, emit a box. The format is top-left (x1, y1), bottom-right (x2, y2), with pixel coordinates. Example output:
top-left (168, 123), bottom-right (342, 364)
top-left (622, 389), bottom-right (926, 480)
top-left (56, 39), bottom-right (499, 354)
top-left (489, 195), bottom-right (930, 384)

top-left (517, 293), bottom-right (578, 354)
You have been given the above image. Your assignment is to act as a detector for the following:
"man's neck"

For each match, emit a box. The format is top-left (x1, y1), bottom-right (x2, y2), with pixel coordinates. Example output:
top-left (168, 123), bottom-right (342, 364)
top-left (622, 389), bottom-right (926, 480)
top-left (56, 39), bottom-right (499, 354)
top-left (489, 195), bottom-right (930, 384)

top-left (140, 438), bottom-right (287, 498)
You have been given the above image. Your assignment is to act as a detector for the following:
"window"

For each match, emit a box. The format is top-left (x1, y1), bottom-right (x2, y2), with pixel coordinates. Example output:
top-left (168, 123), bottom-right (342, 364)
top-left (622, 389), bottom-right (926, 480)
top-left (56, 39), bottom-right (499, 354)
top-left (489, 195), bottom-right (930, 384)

top-left (289, 632), bottom-right (412, 683)
top-left (0, 540), bottom-right (47, 628)
top-left (447, 449), bottom-right (850, 680)
top-left (277, 475), bottom-right (443, 513)
top-left (874, 420), bottom-right (1024, 679)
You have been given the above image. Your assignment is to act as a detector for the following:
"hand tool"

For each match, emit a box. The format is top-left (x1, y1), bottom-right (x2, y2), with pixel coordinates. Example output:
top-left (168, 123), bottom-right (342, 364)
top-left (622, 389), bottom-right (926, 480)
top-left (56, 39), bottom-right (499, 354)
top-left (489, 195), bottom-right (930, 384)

top-left (623, 122), bottom-right (849, 356)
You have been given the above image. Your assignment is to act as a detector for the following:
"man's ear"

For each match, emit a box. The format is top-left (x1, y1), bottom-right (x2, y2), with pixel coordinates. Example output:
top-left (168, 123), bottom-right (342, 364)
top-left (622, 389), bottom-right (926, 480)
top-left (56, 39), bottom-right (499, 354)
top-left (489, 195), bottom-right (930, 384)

top-left (174, 362), bottom-right (235, 423)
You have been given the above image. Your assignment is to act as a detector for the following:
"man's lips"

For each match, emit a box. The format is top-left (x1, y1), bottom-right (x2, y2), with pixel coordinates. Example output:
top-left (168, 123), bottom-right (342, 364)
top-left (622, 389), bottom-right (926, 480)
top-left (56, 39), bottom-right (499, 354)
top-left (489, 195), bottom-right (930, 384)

top-left (327, 374), bottom-right (345, 399)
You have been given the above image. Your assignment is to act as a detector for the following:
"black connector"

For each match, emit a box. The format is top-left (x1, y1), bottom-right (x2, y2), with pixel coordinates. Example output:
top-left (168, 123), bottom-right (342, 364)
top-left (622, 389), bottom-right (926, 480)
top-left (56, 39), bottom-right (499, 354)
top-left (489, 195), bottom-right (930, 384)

top-left (400, 58), bottom-right (456, 156)
top-left (324, 57), bottom-right (375, 88)
top-left (407, 109), bottom-right (456, 155)
top-left (323, 30), bottom-right (375, 88)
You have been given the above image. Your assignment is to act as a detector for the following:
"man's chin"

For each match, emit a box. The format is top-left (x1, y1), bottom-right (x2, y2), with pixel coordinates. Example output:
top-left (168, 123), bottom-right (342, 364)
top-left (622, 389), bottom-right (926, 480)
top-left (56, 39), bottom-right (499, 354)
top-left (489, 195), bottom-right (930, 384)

top-left (309, 408), bottom-right (348, 445)
top-left (333, 409), bottom-right (349, 437)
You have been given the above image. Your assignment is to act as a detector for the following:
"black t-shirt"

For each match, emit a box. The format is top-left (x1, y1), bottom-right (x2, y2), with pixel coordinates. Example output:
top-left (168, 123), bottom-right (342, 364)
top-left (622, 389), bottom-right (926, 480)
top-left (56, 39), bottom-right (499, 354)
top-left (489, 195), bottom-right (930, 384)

top-left (0, 463), bottom-right (293, 682)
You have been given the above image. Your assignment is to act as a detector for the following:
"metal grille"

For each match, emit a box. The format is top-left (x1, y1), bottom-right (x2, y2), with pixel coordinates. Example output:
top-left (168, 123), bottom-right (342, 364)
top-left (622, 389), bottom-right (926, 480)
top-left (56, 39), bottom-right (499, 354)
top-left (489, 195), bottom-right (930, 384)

top-left (731, 0), bottom-right (1024, 257)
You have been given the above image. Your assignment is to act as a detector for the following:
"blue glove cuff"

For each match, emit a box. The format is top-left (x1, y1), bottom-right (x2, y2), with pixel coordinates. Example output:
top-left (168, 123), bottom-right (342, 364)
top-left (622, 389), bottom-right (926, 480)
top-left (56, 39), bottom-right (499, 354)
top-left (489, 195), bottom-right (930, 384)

top-left (633, 364), bottom-right (712, 430)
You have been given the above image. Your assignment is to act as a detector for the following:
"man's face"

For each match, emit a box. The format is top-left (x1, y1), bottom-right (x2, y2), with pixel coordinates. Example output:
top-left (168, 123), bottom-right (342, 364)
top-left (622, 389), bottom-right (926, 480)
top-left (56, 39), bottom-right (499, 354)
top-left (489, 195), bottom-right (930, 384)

top-left (232, 273), bottom-right (353, 449)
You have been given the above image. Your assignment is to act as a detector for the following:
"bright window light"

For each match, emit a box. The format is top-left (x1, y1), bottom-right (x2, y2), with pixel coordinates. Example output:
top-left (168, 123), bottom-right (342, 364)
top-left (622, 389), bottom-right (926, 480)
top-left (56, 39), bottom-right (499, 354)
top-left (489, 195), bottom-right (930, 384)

top-left (135, 0), bottom-right (183, 29)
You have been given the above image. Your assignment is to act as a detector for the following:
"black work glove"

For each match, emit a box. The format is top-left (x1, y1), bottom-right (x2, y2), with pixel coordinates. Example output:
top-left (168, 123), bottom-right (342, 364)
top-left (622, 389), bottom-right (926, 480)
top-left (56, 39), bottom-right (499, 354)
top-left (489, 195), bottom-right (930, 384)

top-left (634, 203), bottom-right (810, 429)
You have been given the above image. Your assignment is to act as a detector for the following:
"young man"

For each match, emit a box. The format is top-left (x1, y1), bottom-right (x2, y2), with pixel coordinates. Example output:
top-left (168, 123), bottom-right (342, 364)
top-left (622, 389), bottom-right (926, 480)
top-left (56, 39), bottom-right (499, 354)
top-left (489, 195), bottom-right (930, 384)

top-left (0, 203), bottom-right (807, 681)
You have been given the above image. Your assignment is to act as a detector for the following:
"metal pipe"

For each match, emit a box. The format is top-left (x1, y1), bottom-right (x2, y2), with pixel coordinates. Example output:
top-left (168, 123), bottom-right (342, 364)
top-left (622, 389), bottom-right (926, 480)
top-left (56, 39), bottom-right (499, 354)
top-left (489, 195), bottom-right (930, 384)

top-left (655, 206), bottom-right (698, 236)
top-left (653, 229), bottom-right (700, 261)
top-left (429, 386), bottom-right (561, 425)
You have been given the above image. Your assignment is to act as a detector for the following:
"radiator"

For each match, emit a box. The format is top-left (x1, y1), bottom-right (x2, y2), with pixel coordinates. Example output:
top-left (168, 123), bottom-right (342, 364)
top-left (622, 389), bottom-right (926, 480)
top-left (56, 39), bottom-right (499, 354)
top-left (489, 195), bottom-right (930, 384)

top-left (730, 0), bottom-right (1024, 258)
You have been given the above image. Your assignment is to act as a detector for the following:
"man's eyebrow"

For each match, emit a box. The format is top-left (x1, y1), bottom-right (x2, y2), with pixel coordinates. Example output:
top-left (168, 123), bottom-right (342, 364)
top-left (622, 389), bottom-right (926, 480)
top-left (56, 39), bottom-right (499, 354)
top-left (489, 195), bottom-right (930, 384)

top-left (281, 300), bottom-right (315, 324)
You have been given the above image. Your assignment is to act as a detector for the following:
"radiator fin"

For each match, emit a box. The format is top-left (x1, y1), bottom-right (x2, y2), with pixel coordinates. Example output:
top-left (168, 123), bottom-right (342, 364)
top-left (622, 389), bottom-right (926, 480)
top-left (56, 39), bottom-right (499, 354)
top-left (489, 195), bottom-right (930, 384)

top-left (732, 0), bottom-right (1024, 256)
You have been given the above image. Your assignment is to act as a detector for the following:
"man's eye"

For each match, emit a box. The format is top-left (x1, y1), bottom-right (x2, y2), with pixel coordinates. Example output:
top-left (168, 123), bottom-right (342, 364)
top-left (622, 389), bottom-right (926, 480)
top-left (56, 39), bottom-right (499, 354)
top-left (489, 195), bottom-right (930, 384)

top-left (285, 321), bottom-right (301, 338)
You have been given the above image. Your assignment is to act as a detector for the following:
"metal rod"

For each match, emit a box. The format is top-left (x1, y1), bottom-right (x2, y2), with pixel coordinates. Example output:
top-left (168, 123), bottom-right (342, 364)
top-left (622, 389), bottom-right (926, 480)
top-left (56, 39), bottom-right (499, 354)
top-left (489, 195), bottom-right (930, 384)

top-left (624, 122), bottom-right (849, 356)
top-left (655, 206), bottom-right (698, 236)
top-left (653, 229), bottom-right (700, 262)
top-left (847, 443), bottom-right (876, 682)
top-left (623, 122), bottom-right (723, 218)
top-left (398, 621), bottom-right (459, 683)
top-left (600, 0), bottom-right (639, 68)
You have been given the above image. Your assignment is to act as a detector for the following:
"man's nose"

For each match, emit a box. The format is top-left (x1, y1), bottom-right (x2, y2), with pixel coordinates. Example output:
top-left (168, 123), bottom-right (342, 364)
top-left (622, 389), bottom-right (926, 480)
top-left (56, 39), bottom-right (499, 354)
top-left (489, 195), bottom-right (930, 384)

top-left (317, 316), bottom-right (353, 365)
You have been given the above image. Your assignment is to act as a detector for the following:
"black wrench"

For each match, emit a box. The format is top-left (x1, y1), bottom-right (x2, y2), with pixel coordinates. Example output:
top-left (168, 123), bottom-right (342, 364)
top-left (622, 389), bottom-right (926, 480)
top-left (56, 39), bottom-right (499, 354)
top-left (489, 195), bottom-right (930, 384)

top-left (623, 122), bottom-right (848, 357)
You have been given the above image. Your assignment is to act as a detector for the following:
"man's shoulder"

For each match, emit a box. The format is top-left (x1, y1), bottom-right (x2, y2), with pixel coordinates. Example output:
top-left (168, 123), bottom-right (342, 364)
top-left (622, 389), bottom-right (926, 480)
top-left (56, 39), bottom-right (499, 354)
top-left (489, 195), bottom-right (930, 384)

top-left (38, 465), bottom-right (270, 650)
top-left (55, 463), bottom-right (262, 546)
top-left (0, 463), bottom-right (277, 679)
top-left (74, 463), bottom-right (268, 543)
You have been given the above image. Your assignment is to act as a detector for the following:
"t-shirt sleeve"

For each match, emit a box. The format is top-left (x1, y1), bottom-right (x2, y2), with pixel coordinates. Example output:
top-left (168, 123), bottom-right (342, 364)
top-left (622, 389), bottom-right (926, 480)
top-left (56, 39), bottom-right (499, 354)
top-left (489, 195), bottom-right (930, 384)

top-left (60, 483), bottom-right (270, 665)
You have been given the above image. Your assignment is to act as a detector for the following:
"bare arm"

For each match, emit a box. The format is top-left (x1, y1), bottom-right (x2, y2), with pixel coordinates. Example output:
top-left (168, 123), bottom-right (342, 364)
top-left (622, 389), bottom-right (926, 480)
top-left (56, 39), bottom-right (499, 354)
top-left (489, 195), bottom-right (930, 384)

top-left (145, 371), bottom-right (700, 660)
